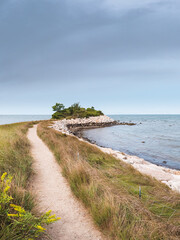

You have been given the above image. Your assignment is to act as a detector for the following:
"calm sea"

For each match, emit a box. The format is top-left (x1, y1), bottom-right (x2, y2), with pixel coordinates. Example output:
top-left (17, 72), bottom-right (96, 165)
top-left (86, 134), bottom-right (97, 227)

top-left (1, 114), bottom-right (180, 170)
top-left (0, 115), bottom-right (51, 125)
top-left (82, 115), bottom-right (180, 170)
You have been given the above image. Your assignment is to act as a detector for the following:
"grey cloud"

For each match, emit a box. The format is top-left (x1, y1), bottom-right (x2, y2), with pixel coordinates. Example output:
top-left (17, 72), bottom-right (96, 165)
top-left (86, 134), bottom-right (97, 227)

top-left (0, 0), bottom-right (180, 87)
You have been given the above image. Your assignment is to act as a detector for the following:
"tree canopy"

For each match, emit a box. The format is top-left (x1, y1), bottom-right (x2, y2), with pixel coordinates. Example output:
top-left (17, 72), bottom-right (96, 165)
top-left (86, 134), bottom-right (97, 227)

top-left (52, 103), bottom-right (103, 119)
top-left (52, 103), bottom-right (65, 112)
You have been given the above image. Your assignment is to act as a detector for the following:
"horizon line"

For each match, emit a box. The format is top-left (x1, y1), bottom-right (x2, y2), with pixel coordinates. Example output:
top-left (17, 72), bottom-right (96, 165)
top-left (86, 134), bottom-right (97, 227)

top-left (0, 113), bottom-right (180, 116)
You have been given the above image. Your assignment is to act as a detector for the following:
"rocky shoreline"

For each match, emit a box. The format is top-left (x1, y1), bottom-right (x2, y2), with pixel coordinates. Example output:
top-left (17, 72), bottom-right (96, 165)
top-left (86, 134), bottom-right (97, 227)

top-left (51, 115), bottom-right (135, 135)
top-left (50, 115), bottom-right (180, 193)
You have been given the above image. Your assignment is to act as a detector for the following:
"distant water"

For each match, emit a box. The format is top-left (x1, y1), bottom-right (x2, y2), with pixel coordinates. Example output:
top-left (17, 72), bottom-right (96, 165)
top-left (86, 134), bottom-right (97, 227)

top-left (0, 115), bottom-right (51, 125)
top-left (82, 115), bottom-right (180, 170)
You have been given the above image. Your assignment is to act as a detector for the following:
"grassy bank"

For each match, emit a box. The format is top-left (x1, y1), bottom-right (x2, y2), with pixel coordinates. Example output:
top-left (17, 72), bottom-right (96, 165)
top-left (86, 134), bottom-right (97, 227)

top-left (38, 121), bottom-right (180, 240)
top-left (0, 122), bottom-right (35, 209)
top-left (0, 122), bottom-right (59, 239)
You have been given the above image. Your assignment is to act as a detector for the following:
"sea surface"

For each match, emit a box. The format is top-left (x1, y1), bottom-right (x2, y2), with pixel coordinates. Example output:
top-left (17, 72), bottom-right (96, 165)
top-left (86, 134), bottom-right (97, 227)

top-left (0, 115), bottom-right (51, 125)
top-left (1, 114), bottom-right (180, 170)
top-left (82, 115), bottom-right (180, 170)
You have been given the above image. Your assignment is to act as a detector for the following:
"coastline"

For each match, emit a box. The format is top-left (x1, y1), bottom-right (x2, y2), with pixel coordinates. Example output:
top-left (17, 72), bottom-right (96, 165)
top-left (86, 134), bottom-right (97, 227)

top-left (50, 116), bottom-right (180, 193)
top-left (75, 136), bottom-right (180, 193)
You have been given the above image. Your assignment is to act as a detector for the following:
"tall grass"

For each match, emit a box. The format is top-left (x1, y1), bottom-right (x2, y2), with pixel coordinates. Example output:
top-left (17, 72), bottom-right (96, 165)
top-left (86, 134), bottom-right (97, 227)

top-left (0, 122), bottom-right (59, 239)
top-left (38, 121), bottom-right (180, 240)
top-left (0, 122), bottom-right (34, 209)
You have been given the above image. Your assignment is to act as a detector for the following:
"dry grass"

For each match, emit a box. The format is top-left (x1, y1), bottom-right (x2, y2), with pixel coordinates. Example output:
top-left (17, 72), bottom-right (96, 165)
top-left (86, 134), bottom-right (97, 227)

top-left (38, 121), bottom-right (180, 240)
top-left (0, 122), bottom-right (37, 209)
top-left (0, 121), bottom-right (61, 240)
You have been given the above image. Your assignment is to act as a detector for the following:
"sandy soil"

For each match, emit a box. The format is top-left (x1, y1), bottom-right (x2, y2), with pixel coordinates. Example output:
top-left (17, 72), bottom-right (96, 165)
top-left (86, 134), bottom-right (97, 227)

top-left (27, 125), bottom-right (103, 240)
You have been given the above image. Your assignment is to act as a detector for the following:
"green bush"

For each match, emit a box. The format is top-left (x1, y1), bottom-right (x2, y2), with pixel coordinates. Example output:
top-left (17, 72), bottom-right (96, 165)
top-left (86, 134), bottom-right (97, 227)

top-left (52, 111), bottom-right (65, 119)
top-left (52, 102), bottom-right (103, 119)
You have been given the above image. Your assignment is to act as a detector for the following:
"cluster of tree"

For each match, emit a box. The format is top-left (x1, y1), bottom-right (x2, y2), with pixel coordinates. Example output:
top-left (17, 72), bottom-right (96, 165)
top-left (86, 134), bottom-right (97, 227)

top-left (52, 103), bottom-right (103, 119)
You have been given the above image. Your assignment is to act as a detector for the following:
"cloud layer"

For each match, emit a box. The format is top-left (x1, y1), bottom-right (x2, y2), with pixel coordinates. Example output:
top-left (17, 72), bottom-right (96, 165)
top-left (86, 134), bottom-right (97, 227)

top-left (0, 0), bottom-right (180, 114)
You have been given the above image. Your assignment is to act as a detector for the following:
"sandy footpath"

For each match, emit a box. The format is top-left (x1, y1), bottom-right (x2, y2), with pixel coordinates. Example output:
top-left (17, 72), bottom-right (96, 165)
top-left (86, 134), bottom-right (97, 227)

top-left (27, 125), bottom-right (103, 240)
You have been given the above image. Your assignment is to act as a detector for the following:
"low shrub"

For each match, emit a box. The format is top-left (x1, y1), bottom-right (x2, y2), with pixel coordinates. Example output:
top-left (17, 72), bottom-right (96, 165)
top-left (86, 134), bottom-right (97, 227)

top-left (0, 172), bottom-right (60, 240)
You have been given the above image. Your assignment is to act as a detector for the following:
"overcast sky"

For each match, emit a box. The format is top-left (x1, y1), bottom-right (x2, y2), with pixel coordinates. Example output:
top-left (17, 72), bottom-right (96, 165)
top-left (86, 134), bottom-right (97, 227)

top-left (0, 0), bottom-right (180, 114)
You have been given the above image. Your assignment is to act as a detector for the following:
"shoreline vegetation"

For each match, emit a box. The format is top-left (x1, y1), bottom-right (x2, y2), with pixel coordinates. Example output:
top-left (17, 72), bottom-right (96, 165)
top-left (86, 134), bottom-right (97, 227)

top-left (50, 115), bottom-right (180, 193)
top-left (38, 120), bottom-right (180, 240)
top-left (0, 122), bottom-right (59, 240)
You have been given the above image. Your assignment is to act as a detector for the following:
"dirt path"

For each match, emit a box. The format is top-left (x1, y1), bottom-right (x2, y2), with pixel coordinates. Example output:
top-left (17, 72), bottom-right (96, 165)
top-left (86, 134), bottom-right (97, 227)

top-left (27, 125), bottom-right (103, 240)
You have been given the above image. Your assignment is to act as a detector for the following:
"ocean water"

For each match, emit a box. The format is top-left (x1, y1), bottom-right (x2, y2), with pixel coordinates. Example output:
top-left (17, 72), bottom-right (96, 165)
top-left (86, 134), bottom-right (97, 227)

top-left (82, 115), bottom-right (180, 170)
top-left (0, 115), bottom-right (51, 125)
top-left (1, 114), bottom-right (180, 170)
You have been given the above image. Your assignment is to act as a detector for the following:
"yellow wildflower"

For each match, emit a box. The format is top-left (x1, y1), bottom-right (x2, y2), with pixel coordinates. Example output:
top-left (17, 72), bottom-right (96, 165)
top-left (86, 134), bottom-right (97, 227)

top-left (10, 204), bottom-right (18, 208)
top-left (46, 210), bottom-right (52, 215)
top-left (47, 219), bottom-right (56, 223)
top-left (3, 185), bottom-right (10, 193)
top-left (35, 225), bottom-right (46, 231)
top-left (1, 172), bottom-right (7, 181)
top-left (47, 217), bottom-right (61, 223)
top-left (7, 214), bottom-right (19, 217)
top-left (10, 204), bottom-right (25, 213)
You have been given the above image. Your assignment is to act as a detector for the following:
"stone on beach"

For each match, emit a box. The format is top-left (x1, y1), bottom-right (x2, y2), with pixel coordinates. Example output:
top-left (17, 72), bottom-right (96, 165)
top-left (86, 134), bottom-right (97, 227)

top-left (51, 115), bottom-right (115, 134)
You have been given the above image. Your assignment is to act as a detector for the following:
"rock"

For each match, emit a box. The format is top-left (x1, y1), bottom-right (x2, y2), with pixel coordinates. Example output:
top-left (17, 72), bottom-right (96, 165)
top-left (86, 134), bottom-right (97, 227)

top-left (51, 115), bottom-right (117, 134)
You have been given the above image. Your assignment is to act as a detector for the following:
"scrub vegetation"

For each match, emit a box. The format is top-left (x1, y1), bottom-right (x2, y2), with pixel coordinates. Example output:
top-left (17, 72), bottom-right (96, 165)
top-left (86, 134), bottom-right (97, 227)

top-left (52, 102), bottom-right (103, 119)
top-left (38, 121), bottom-right (180, 240)
top-left (0, 122), bottom-right (59, 240)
